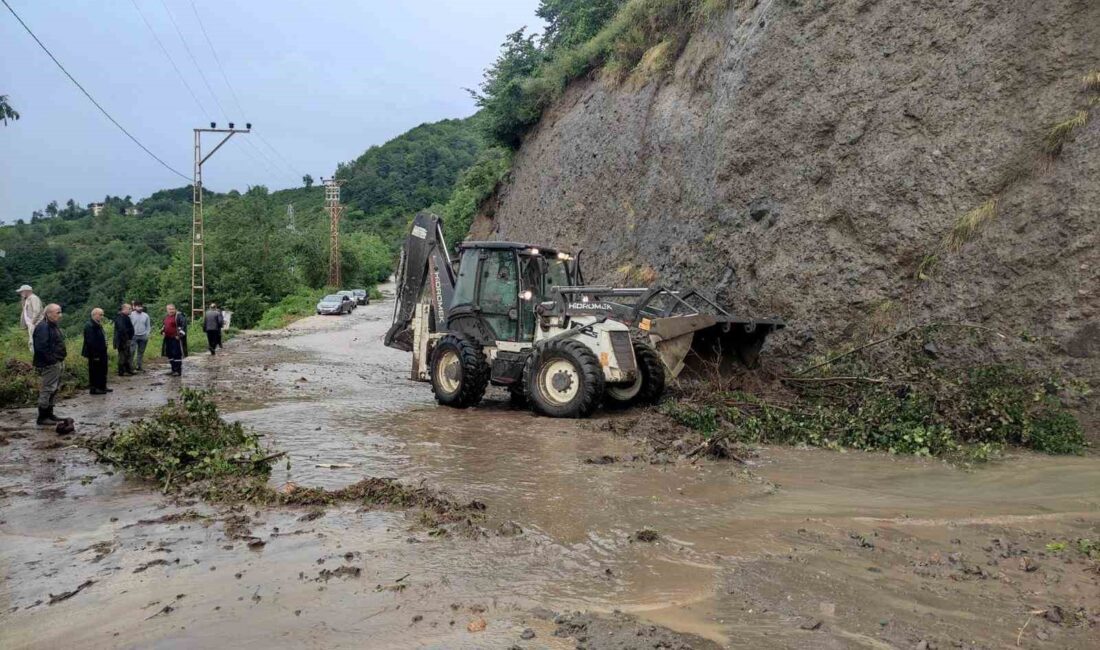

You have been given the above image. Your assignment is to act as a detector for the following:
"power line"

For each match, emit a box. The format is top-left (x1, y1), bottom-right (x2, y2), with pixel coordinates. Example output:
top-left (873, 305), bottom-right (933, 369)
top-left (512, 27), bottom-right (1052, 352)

top-left (2, 0), bottom-right (189, 181)
top-left (189, 0), bottom-right (306, 181)
top-left (155, 0), bottom-right (284, 182)
top-left (189, 0), bottom-right (245, 118)
top-left (157, 0), bottom-right (229, 122)
top-left (129, 0), bottom-right (208, 117)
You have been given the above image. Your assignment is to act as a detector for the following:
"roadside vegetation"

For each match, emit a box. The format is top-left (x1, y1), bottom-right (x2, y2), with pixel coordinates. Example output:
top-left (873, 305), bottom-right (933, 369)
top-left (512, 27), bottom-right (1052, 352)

top-left (661, 325), bottom-right (1088, 460)
top-left (0, 323), bottom-right (164, 408)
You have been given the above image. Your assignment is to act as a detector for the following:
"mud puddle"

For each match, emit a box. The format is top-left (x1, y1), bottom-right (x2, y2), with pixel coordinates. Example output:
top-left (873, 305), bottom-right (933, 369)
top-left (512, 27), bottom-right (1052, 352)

top-left (2, 285), bottom-right (1098, 648)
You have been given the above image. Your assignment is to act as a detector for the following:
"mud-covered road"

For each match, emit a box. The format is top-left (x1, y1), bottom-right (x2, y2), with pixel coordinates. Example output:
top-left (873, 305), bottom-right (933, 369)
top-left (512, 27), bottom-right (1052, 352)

top-left (2, 288), bottom-right (1098, 649)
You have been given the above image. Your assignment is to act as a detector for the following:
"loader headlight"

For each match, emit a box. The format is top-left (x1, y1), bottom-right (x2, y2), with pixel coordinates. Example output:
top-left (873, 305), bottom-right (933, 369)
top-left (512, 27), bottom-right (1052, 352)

top-left (520, 290), bottom-right (534, 301)
top-left (527, 248), bottom-right (540, 256)
top-left (557, 252), bottom-right (571, 260)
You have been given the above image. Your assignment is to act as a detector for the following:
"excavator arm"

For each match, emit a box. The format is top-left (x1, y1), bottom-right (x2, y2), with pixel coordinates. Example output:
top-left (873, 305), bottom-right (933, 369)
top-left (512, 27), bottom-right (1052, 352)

top-left (383, 211), bottom-right (455, 352)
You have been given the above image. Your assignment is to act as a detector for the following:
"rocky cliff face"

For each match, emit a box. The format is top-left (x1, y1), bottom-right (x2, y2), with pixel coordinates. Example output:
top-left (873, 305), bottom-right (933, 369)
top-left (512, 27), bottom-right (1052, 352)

top-left (471, 0), bottom-right (1099, 422)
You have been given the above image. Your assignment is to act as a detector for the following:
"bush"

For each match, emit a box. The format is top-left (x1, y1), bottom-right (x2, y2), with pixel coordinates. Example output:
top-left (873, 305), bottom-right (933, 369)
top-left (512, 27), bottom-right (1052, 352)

top-left (256, 287), bottom-right (328, 330)
top-left (88, 389), bottom-right (276, 492)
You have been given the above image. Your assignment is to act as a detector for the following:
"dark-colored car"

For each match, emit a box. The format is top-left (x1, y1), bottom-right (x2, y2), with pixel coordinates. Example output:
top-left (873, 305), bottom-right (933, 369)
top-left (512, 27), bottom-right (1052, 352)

top-left (351, 289), bottom-right (369, 305)
top-left (317, 294), bottom-right (354, 315)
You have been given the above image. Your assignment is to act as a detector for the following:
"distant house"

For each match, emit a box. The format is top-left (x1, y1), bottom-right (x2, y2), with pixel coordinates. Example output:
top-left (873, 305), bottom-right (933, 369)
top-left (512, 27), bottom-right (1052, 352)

top-left (125, 207), bottom-right (140, 216)
top-left (89, 202), bottom-right (105, 216)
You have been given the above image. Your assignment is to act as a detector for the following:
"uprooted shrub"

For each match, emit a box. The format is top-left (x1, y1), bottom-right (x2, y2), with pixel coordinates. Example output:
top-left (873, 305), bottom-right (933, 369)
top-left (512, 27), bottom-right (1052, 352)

top-left (663, 325), bottom-right (1088, 459)
top-left (88, 388), bottom-right (278, 492)
top-left (87, 389), bottom-right (482, 521)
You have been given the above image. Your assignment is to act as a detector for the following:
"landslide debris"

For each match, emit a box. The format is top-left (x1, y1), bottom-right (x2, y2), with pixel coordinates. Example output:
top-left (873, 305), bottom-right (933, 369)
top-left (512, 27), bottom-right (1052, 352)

top-left (84, 389), bottom-right (482, 521)
top-left (660, 324), bottom-right (1087, 460)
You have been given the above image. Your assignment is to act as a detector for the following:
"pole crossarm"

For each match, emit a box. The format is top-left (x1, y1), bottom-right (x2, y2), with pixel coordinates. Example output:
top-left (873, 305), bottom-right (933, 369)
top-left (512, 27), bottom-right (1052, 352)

top-left (191, 126), bottom-right (250, 322)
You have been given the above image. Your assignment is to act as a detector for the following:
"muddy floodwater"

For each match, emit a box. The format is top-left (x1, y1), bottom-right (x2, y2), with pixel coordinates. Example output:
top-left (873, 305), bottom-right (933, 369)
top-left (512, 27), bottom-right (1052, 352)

top-left (2, 286), bottom-right (1098, 649)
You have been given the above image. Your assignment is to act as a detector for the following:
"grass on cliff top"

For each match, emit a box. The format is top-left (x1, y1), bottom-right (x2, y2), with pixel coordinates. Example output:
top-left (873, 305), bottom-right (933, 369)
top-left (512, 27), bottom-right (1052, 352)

top-left (662, 325), bottom-right (1088, 461)
top-left (480, 0), bottom-right (736, 148)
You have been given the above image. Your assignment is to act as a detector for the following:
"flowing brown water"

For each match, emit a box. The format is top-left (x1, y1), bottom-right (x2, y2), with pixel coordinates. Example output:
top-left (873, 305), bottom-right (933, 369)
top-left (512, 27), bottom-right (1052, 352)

top-left (2, 287), bottom-right (1097, 648)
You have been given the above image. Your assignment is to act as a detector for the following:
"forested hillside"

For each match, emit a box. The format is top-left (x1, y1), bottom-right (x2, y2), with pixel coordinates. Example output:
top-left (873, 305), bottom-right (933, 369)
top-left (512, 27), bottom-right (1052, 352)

top-left (0, 114), bottom-right (500, 335)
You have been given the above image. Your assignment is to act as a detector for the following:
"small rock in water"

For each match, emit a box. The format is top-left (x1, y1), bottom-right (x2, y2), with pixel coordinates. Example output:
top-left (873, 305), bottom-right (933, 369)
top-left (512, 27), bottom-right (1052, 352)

top-left (467, 617), bottom-right (487, 633)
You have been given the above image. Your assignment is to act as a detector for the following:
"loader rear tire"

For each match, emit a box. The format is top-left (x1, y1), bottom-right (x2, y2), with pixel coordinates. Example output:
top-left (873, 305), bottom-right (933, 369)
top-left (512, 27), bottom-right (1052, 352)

top-left (605, 342), bottom-right (666, 408)
top-left (524, 339), bottom-right (604, 418)
top-left (430, 334), bottom-right (489, 409)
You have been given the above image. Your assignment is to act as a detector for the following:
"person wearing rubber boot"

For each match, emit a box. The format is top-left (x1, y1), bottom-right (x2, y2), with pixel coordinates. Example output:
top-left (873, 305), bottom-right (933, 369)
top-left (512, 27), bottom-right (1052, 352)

top-left (162, 304), bottom-right (186, 376)
top-left (113, 303), bottom-right (136, 377)
top-left (32, 303), bottom-right (66, 425)
top-left (82, 307), bottom-right (111, 395)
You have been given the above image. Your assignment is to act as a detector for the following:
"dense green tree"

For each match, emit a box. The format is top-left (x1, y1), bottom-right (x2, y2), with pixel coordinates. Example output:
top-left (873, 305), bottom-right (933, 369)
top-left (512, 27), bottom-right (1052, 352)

top-left (302, 174), bottom-right (314, 189)
top-left (537, 0), bottom-right (624, 53)
top-left (472, 29), bottom-right (545, 148)
top-left (0, 95), bottom-right (18, 125)
top-left (336, 117), bottom-right (486, 244)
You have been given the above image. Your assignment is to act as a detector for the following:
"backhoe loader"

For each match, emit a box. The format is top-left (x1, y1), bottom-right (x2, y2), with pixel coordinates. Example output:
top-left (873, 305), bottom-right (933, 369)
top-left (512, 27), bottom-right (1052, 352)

top-left (384, 212), bottom-right (783, 418)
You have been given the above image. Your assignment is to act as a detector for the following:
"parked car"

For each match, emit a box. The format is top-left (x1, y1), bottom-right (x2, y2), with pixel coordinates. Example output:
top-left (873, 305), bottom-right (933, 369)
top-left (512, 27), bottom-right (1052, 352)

top-left (351, 289), bottom-right (369, 305)
top-left (317, 294), bottom-right (353, 315)
top-left (337, 290), bottom-right (358, 309)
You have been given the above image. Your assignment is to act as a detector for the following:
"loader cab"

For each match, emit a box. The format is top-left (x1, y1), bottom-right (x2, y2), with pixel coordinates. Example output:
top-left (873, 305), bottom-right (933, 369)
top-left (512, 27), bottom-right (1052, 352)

top-left (449, 242), bottom-right (573, 345)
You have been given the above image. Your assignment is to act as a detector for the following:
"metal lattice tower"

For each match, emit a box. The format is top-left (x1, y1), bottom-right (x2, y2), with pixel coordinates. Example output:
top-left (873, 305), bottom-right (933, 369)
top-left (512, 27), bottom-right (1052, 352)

top-left (192, 124), bottom-right (250, 322)
top-left (324, 178), bottom-right (345, 287)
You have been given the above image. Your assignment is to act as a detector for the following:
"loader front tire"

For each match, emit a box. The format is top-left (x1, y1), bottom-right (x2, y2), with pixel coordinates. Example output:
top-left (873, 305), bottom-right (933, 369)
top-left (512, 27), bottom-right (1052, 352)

top-left (524, 339), bottom-right (604, 418)
top-left (605, 342), bottom-right (666, 408)
top-left (430, 334), bottom-right (489, 409)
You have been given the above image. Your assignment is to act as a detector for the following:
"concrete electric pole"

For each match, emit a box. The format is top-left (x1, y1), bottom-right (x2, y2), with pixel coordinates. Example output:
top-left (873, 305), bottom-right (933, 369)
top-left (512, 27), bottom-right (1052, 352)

top-left (322, 177), bottom-right (345, 287)
top-left (192, 122), bottom-right (250, 323)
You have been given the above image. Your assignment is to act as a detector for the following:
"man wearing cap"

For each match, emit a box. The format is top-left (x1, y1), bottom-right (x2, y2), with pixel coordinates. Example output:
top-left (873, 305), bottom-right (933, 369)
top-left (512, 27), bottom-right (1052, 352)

top-left (16, 284), bottom-right (44, 353)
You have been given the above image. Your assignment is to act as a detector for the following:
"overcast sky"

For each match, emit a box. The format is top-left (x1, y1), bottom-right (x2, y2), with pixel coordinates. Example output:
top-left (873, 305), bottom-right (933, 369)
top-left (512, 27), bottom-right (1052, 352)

top-left (0, 0), bottom-right (542, 222)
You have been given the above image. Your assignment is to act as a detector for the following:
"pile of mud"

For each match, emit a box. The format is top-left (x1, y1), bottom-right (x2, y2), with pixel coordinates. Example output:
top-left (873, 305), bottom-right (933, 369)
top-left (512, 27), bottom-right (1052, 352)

top-left (471, 0), bottom-right (1100, 431)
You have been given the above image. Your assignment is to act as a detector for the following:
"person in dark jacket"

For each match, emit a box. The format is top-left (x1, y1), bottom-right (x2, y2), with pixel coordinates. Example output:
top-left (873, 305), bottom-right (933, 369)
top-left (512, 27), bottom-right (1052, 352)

top-left (203, 302), bottom-right (225, 355)
top-left (82, 308), bottom-right (111, 395)
top-left (161, 304), bottom-right (187, 376)
top-left (32, 303), bottom-right (66, 425)
top-left (113, 303), bottom-right (136, 376)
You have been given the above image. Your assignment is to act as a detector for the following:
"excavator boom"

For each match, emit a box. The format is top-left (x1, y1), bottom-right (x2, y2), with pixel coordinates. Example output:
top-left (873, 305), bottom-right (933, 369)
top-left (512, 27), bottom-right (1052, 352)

top-left (384, 211), bottom-right (455, 352)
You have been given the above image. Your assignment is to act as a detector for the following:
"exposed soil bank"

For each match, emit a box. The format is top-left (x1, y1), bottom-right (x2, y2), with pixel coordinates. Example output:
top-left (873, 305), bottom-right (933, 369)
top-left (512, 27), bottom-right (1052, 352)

top-left (2, 288), bottom-right (1098, 648)
top-left (471, 0), bottom-right (1100, 431)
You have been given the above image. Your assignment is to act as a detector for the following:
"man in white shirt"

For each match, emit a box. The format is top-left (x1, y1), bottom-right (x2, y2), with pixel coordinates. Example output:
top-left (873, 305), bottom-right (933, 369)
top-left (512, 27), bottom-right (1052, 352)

top-left (17, 284), bottom-right (44, 353)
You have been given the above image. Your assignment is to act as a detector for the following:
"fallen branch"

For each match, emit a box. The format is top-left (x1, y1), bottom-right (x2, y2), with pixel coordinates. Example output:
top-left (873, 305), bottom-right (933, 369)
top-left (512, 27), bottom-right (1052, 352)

top-left (795, 326), bottom-right (920, 376)
top-left (780, 376), bottom-right (886, 384)
top-left (231, 451), bottom-right (287, 466)
top-left (48, 579), bottom-right (94, 605)
top-left (685, 435), bottom-right (747, 464)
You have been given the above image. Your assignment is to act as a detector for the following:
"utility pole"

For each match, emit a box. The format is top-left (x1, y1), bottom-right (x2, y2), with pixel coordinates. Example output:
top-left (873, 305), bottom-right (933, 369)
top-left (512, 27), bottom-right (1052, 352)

top-left (192, 122), bottom-right (250, 324)
top-left (322, 176), bottom-right (345, 287)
